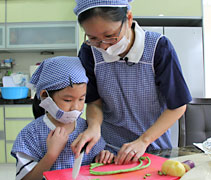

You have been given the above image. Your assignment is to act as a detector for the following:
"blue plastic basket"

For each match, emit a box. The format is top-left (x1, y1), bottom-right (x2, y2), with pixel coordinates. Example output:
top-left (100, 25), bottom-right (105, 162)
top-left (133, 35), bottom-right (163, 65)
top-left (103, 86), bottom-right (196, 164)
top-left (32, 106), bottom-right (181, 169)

top-left (0, 87), bottom-right (29, 100)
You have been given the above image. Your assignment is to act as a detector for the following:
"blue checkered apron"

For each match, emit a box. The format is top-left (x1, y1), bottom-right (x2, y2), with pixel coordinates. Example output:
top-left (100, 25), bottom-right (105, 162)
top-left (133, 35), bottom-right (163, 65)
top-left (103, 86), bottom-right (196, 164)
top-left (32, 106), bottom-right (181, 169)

top-left (11, 116), bottom-right (106, 170)
top-left (92, 31), bottom-right (172, 152)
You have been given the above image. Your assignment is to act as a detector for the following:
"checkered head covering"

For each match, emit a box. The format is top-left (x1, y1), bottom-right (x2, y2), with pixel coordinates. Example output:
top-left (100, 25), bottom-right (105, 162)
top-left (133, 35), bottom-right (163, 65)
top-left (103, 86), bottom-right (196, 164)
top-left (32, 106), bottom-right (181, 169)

top-left (28, 56), bottom-right (88, 99)
top-left (74, 0), bottom-right (133, 16)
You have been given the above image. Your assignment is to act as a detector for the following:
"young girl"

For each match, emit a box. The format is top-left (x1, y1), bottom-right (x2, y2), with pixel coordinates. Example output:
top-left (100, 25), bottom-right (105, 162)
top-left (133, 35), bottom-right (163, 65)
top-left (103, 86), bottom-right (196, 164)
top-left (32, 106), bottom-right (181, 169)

top-left (11, 56), bottom-right (114, 180)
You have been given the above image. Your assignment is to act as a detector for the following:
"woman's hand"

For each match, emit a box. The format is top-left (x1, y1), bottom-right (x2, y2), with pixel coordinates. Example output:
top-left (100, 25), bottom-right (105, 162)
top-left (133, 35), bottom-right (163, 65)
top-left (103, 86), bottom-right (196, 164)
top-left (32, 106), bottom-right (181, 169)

top-left (114, 137), bottom-right (149, 165)
top-left (71, 125), bottom-right (101, 158)
top-left (46, 127), bottom-right (69, 160)
top-left (95, 150), bottom-right (114, 164)
top-left (72, 99), bottom-right (103, 158)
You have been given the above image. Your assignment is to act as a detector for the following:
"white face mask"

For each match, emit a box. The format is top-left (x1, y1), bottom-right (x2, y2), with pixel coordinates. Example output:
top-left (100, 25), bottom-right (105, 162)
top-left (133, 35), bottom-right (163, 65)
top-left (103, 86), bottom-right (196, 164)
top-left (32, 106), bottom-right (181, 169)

top-left (95, 35), bottom-right (130, 63)
top-left (39, 96), bottom-right (82, 124)
top-left (106, 35), bottom-right (130, 56)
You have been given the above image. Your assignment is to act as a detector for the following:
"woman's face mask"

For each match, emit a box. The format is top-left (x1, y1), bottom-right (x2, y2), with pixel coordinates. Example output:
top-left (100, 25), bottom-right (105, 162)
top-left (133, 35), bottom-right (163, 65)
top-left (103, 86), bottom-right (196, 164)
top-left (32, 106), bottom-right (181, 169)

top-left (39, 95), bottom-right (82, 124)
top-left (104, 35), bottom-right (130, 56)
top-left (95, 35), bottom-right (130, 62)
top-left (95, 21), bottom-right (130, 61)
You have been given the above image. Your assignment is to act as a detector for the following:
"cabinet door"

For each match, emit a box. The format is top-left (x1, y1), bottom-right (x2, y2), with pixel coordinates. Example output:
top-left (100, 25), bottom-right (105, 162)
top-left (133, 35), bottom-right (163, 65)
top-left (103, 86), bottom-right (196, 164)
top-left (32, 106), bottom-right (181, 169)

top-left (6, 143), bottom-right (15, 163)
top-left (0, 106), bottom-right (4, 131)
top-left (6, 22), bottom-right (77, 50)
top-left (131, 0), bottom-right (202, 17)
top-left (0, 25), bottom-right (5, 49)
top-left (7, 0), bottom-right (76, 23)
top-left (5, 120), bottom-right (32, 163)
top-left (5, 120), bottom-right (32, 141)
top-left (164, 27), bottom-right (204, 98)
top-left (0, 0), bottom-right (5, 23)
top-left (0, 106), bottom-right (5, 163)
top-left (0, 140), bottom-right (6, 163)
top-left (5, 105), bottom-right (33, 118)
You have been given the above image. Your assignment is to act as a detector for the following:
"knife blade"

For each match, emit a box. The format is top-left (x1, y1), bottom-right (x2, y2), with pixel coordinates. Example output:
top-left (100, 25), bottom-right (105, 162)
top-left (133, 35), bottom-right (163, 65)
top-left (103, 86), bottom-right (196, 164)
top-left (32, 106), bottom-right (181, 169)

top-left (72, 143), bottom-right (88, 179)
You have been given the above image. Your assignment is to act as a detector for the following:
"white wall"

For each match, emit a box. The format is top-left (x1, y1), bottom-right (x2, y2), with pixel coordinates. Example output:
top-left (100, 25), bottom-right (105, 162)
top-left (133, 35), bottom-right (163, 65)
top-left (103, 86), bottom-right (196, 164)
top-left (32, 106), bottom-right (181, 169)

top-left (203, 0), bottom-right (211, 97)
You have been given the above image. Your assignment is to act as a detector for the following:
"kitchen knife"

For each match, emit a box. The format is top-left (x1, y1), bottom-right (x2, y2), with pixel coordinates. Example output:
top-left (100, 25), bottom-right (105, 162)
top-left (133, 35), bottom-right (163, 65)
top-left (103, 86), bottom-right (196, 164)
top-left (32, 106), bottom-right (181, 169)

top-left (72, 143), bottom-right (88, 179)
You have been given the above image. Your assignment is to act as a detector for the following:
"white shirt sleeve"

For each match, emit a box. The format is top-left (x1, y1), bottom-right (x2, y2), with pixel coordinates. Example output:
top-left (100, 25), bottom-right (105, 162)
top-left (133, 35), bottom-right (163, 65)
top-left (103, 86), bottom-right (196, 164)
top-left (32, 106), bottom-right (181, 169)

top-left (15, 152), bottom-right (38, 180)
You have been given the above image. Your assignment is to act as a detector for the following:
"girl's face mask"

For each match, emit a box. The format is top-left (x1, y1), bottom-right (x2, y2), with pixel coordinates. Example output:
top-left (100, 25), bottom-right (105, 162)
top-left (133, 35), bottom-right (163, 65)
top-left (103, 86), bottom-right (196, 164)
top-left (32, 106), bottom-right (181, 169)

top-left (39, 95), bottom-right (82, 124)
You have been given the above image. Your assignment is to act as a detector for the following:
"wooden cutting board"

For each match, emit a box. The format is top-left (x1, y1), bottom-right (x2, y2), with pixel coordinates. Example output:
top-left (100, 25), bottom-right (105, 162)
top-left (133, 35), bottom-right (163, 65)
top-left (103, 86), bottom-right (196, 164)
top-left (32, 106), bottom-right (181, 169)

top-left (43, 153), bottom-right (180, 180)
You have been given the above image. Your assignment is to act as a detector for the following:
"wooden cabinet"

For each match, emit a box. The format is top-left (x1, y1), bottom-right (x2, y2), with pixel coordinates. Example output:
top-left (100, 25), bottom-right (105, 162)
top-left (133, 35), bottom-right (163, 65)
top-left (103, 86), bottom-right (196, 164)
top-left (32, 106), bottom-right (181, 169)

top-left (131, 0), bottom-right (202, 17)
top-left (7, 0), bottom-right (76, 23)
top-left (3, 105), bottom-right (34, 163)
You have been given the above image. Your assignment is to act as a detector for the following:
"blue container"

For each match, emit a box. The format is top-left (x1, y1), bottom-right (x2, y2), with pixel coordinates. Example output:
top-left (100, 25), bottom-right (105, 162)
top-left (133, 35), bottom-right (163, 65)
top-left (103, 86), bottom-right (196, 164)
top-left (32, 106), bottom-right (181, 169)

top-left (0, 87), bottom-right (29, 100)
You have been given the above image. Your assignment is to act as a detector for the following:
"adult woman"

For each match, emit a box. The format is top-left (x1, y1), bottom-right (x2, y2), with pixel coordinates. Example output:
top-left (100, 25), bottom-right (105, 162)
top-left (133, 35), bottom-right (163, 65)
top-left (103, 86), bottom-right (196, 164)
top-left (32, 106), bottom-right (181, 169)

top-left (33, 0), bottom-right (192, 165)
top-left (71, 0), bottom-right (192, 164)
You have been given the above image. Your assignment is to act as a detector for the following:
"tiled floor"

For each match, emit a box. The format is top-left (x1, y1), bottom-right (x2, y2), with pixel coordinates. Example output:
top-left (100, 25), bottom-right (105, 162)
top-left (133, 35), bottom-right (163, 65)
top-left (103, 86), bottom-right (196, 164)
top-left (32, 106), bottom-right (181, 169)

top-left (0, 163), bottom-right (16, 180)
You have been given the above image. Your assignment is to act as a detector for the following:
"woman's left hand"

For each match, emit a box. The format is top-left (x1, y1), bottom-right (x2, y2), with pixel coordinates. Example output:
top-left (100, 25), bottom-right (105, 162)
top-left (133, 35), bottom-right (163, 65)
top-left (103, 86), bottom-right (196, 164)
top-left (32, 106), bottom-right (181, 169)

top-left (114, 138), bottom-right (148, 165)
top-left (95, 150), bottom-right (114, 164)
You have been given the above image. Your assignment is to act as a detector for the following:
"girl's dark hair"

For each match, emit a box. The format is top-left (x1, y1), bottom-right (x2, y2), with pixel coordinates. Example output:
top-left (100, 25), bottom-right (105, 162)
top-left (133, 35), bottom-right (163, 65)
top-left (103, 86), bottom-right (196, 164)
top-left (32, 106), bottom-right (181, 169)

top-left (78, 7), bottom-right (127, 25)
top-left (32, 89), bottom-right (60, 119)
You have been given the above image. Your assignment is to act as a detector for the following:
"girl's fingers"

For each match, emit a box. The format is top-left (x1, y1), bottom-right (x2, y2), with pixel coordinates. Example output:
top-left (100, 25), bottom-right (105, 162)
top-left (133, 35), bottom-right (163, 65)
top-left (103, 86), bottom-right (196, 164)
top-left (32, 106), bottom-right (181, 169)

top-left (99, 151), bottom-right (106, 163)
top-left (54, 127), bottom-right (61, 135)
top-left (95, 155), bottom-right (100, 163)
top-left (102, 151), bottom-right (110, 164)
top-left (104, 151), bottom-right (114, 164)
top-left (108, 153), bottom-right (114, 164)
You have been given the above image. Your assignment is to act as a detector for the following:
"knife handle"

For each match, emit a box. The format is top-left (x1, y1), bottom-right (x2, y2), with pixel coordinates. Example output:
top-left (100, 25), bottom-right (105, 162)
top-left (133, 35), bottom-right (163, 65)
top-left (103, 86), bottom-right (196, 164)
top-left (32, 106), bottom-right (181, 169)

top-left (80, 142), bottom-right (88, 153)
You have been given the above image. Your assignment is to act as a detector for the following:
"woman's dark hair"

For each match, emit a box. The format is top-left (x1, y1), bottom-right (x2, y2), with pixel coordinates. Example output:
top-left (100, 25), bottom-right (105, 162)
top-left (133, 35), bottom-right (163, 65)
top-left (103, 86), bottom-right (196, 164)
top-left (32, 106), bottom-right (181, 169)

top-left (78, 7), bottom-right (128, 25)
top-left (32, 89), bottom-right (60, 119)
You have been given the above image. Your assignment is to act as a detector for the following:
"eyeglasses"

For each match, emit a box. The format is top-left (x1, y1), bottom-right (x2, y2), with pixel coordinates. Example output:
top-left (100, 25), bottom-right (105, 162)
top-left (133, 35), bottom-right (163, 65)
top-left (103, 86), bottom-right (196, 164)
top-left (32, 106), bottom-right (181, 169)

top-left (84, 19), bottom-right (124, 47)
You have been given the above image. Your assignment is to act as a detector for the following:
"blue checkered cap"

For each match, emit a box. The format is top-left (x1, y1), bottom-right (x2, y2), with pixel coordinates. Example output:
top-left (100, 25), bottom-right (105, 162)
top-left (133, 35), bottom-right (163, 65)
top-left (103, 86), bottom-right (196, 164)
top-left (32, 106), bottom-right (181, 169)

top-left (29, 56), bottom-right (88, 99)
top-left (74, 0), bottom-right (133, 16)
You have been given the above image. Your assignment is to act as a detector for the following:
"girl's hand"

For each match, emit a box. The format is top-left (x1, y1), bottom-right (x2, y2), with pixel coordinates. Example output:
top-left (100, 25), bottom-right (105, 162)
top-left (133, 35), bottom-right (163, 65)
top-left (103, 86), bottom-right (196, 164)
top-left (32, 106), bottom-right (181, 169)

top-left (46, 127), bottom-right (69, 160)
top-left (95, 150), bottom-right (114, 164)
top-left (114, 138), bottom-right (148, 165)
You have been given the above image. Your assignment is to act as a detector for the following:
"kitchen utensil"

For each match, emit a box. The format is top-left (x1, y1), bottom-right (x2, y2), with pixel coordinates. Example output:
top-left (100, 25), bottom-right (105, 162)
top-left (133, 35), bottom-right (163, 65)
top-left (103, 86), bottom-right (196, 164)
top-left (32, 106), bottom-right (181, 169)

top-left (0, 87), bottom-right (29, 99)
top-left (72, 143), bottom-right (88, 179)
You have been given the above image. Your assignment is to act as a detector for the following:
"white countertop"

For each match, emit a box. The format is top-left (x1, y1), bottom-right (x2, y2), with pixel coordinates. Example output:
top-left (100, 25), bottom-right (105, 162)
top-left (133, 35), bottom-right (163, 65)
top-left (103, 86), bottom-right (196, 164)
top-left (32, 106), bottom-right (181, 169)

top-left (171, 153), bottom-right (211, 180)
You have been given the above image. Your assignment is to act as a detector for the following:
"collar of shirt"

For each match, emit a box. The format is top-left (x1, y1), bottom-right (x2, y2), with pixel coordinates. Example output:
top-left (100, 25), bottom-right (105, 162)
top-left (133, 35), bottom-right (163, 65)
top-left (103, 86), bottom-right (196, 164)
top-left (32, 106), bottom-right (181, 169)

top-left (43, 114), bottom-right (56, 130)
top-left (126, 21), bottom-right (145, 63)
top-left (43, 114), bottom-right (77, 131)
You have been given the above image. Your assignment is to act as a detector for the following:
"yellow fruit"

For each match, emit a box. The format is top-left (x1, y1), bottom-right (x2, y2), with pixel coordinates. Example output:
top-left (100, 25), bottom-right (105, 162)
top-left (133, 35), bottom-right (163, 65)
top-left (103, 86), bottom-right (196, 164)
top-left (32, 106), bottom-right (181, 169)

top-left (161, 159), bottom-right (186, 177)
